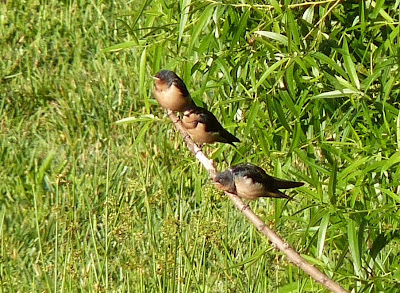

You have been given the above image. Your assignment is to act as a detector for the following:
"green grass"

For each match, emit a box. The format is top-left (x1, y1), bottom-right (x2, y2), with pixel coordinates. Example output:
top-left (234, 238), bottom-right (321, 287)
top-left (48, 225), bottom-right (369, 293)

top-left (1, 0), bottom-right (400, 292)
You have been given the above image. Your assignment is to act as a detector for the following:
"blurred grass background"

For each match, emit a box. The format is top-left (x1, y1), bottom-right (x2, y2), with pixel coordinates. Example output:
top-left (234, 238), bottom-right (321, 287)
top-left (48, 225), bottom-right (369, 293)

top-left (1, 0), bottom-right (400, 291)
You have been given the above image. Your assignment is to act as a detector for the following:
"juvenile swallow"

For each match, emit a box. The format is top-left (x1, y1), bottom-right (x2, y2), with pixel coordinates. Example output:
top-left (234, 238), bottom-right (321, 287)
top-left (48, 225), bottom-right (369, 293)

top-left (214, 163), bottom-right (303, 200)
top-left (181, 106), bottom-right (240, 146)
top-left (152, 70), bottom-right (195, 112)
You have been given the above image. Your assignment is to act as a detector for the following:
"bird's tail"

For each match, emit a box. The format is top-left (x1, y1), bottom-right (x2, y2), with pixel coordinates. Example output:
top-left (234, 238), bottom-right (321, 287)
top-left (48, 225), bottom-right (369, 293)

top-left (273, 178), bottom-right (304, 190)
top-left (221, 130), bottom-right (240, 146)
top-left (271, 190), bottom-right (294, 200)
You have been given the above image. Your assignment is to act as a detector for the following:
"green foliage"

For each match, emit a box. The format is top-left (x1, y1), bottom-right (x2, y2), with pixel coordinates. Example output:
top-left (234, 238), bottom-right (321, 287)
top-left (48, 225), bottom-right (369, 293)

top-left (1, 0), bottom-right (400, 292)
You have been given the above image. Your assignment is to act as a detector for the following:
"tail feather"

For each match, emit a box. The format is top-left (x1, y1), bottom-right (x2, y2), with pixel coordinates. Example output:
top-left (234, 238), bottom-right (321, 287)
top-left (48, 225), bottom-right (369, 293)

top-left (277, 191), bottom-right (294, 200)
top-left (259, 190), bottom-right (294, 200)
top-left (220, 129), bottom-right (240, 145)
top-left (273, 178), bottom-right (304, 190)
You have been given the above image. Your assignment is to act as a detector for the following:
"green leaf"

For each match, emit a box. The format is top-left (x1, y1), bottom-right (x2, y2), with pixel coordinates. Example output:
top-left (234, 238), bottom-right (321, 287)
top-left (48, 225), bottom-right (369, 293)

top-left (274, 98), bottom-right (291, 133)
top-left (139, 47), bottom-right (149, 112)
top-left (317, 213), bottom-right (330, 258)
top-left (37, 150), bottom-right (56, 188)
top-left (370, 232), bottom-right (397, 259)
top-left (230, 9), bottom-right (250, 53)
top-left (302, 6), bottom-right (314, 24)
top-left (382, 151), bottom-right (400, 172)
top-left (347, 218), bottom-right (362, 276)
top-left (397, 111), bottom-right (400, 149)
top-left (270, 0), bottom-right (282, 13)
top-left (244, 101), bottom-right (261, 136)
top-left (286, 9), bottom-right (300, 50)
top-left (312, 52), bottom-right (347, 78)
top-left (255, 31), bottom-right (288, 47)
top-left (188, 5), bottom-right (214, 52)
top-left (370, 0), bottom-right (386, 19)
top-left (285, 63), bottom-right (296, 98)
top-left (376, 187), bottom-right (400, 203)
top-left (312, 89), bottom-right (361, 99)
top-left (255, 58), bottom-right (288, 89)
top-left (178, 0), bottom-right (192, 45)
top-left (338, 157), bottom-right (371, 181)
top-left (342, 38), bottom-right (361, 90)
top-left (115, 115), bottom-right (159, 124)
top-left (328, 160), bottom-right (338, 204)
top-left (279, 90), bottom-right (299, 118)
top-left (103, 41), bottom-right (139, 52)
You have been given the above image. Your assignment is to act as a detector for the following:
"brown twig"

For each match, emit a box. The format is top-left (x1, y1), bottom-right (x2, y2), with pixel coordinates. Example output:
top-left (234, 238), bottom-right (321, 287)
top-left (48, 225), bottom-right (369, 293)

top-left (167, 110), bottom-right (348, 293)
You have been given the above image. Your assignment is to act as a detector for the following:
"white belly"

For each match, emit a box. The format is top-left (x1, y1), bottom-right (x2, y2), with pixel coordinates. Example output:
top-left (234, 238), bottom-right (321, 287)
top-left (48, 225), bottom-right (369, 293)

top-left (234, 176), bottom-right (266, 200)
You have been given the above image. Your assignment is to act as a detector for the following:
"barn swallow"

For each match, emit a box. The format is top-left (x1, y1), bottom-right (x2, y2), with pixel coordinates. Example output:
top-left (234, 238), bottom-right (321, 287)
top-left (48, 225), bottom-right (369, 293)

top-left (214, 163), bottom-right (303, 200)
top-left (181, 106), bottom-right (240, 146)
top-left (152, 70), bottom-right (196, 112)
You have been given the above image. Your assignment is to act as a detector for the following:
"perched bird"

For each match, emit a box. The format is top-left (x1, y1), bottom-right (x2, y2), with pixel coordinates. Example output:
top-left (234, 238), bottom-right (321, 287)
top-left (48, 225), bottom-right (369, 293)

top-left (152, 70), bottom-right (195, 112)
top-left (214, 163), bottom-right (303, 200)
top-left (181, 106), bottom-right (240, 146)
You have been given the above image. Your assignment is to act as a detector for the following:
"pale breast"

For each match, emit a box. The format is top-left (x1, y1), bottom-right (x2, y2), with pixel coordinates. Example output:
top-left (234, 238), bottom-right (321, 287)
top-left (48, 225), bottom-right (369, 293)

top-left (182, 114), bottom-right (198, 130)
top-left (153, 83), bottom-right (192, 111)
top-left (187, 123), bottom-right (219, 144)
top-left (234, 176), bottom-right (266, 200)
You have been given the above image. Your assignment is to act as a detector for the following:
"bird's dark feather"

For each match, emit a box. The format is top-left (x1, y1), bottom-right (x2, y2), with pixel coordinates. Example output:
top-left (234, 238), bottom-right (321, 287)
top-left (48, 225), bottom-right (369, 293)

top-left (231, 163), bottom-right (303, 190)
top-left (155, 70), bottom-right (190, 97)
top-left (190, 107), bottom-right (240, 144)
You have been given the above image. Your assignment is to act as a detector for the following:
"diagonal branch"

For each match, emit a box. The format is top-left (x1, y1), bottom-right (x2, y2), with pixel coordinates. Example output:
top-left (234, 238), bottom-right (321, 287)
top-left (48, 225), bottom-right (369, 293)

top-left (167, 110), bottom-right (348, 293)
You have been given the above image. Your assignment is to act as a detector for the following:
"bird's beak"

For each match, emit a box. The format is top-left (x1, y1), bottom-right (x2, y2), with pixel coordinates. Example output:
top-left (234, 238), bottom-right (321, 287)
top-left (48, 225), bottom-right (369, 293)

top-left (152, 76), bottom-right (160, 81)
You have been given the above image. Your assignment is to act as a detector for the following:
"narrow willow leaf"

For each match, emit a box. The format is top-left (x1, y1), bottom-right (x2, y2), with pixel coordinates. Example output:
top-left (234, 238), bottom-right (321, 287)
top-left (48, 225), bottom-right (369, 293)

top-left (255, 31), bottom-right (288, 47)
top-left (178, 0), bottom-right (191, 45)
top-left (377, 187), bottom-right (400, 203)
top-left (312, 52), bottom-right (347, 78)
top-left (347, 219), bottom-right (362, 276)
top-left (294, 148), bottom-right (330, 175)
top-left (115, 115), bottom-right (158, 124)
top-left (103, 41), bottom-right (139, 52)
top-left (259, 130), bottom-right (270, 158)
top-left (255, 58), bottom-right (287, 89)
top-left (215, 58), bottom-right (233, 87)
top-left (279, 90), bottom-right (299, 118)
top-left (37, 150), bottom-right (56, 187)
top-left (139, 47), bottom-right (149, 111)
top-left (312, 89), bottom-right (360, 99)
top-left (270, 0), bottom-right (282, 13)
top-left (287, 9), bottom-right (300, 49)
top-left (370, 233), bottom-right (393, 260)
top-left (131, 0), bottom-right (151, 29)
top-left (274, 99), bottom-right (291, 133)
top-left (152, 44), bottom-right (162, 70)
top-left (317, 213), bottom-right (330, 258)
top-left (338, 157), bottom-right (370, 181)
top-left (287, 121), bottom-right (303, 157)
top-left (397, 111), bottom-right (400, 149)
top-left (383, 75), bottom-right (396, 101)
top-left (328, 160), bottom-right (338, 204)
top-left (133, 122), bottom-right (152, 147)
top-left (382, 151), bottom-right (400, 172)
top-left (370, 0), bottom-right (386, 19)
top-left (228, 247), bottom-right (269, 269)
top-left (188, 5), bottom-right (214, 52)
top-left (342, 38), bottom-right (361, 90)
top-left (335, 75), bottom-right (357, 90)
top-left (302, 6), bottom-right (314, 24)
top-left (230, 10), bottom-right (250, 53)
top-left (285, 63), bottom-right (296, 98)
top-left (244, 102), bottom-right (261, 136)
